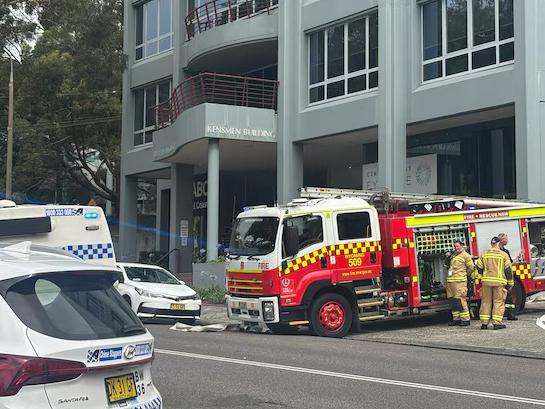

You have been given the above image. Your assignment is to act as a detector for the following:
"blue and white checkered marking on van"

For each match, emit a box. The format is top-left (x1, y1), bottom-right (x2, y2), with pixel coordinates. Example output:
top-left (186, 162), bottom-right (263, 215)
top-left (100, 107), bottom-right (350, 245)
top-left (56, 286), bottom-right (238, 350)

top-left (64, 243), bottom-right (114, 260)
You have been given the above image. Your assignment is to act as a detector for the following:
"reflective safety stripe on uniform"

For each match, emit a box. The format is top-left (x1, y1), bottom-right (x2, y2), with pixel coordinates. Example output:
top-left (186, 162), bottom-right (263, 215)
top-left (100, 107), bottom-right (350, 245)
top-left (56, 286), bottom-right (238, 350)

top-left (480, 254), bottom-right (507, 285)
top-left (480, 286), bottom-right (507, 325)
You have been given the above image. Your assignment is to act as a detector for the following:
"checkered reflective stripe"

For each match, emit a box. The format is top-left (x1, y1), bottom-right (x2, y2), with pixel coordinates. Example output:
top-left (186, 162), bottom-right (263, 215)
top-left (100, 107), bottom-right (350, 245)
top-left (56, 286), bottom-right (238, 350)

top-left (86, 350), bottom-right (98, 363)
top-left (392, 238), bottom-right (415, 250)
top-left (64, 243), bottom-right (114, 260)
top-left (512, 263), bottom-right (532, 280)
top-left (132, 397), bottom-right (162, 409)
top-left (279, 241), bottom-right (382, 275)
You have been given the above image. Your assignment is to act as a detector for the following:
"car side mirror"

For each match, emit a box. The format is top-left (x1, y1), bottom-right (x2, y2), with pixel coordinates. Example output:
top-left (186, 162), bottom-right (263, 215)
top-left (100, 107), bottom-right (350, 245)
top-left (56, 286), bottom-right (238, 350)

top-left (284, 225), bottom-right (299, 258)
top-left (116, 271), bottom-right (125, 284)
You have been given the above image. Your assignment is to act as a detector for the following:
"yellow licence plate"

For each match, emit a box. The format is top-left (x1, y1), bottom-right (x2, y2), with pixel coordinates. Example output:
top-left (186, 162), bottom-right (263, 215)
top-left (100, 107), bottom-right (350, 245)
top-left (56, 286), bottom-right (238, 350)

top-left (105, 374), bottom-right (137, 403)
top-left (170, 303), bottom-right (185, 310)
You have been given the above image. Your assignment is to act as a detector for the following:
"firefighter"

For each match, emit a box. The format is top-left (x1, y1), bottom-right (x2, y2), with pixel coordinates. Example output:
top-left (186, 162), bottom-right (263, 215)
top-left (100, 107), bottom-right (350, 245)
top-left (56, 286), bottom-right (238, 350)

top-left (476, 236), bottom-right (514, 330)
top-left (497, 233), bottom-right (522, 321)
top-left (446, 240), bottom-right (474, 326)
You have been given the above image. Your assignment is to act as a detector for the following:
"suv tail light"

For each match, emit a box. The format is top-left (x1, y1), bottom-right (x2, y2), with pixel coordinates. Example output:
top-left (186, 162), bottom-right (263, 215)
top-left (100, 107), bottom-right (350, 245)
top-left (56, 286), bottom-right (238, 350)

top-left (0, 354), bottom-right (86, 397)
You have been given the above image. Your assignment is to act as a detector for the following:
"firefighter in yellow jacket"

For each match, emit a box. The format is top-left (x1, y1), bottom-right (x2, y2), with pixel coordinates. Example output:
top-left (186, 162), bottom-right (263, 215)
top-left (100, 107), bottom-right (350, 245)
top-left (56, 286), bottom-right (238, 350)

top-left (476, 236), bottom-right (514, 330)
top-left (447, 240), bottom-right (475, 326)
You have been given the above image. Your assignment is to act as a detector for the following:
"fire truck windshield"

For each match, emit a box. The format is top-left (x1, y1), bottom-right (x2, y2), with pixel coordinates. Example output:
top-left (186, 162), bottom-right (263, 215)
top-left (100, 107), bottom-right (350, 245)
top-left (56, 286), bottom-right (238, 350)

top-left (229, 217), bottom-right (279, 256)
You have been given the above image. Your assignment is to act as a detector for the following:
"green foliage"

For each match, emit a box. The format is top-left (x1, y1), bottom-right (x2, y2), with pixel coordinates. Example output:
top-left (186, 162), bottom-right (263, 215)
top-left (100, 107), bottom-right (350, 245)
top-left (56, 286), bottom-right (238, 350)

top-left (195, 287), bottom-right (228, 305)
top-left (0, 0), bottom-right (124, 207)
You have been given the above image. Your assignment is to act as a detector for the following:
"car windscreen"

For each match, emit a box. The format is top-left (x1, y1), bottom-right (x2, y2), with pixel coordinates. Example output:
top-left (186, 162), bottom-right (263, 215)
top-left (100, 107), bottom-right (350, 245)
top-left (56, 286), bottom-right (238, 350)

top-left (125, 266), bottom-right (180, 284)
top-left (4, 272), bottom-right (146, 340)
top-left (229, 217), bottom-right (279, 256)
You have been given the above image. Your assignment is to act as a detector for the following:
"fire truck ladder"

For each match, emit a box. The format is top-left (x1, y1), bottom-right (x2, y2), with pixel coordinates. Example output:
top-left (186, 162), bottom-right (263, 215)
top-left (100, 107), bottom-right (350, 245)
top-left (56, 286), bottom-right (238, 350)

top-left (300, 187), bottom-right (533, 210)
top-left (355, 279), bottom-right (385, 322)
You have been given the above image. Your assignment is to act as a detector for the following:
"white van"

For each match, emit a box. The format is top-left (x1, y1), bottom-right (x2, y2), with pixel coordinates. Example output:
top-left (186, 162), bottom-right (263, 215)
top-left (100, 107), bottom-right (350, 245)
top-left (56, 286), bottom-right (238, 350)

top-left (0, 200), bottom-right (115, 268)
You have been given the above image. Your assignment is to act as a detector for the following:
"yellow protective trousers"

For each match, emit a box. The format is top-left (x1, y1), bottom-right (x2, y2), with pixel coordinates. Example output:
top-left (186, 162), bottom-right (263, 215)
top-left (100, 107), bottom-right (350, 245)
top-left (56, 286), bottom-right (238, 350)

top-left (479, 285), bottom-right (507, 325)
top-left (447, 282), bottom-right (470, 321)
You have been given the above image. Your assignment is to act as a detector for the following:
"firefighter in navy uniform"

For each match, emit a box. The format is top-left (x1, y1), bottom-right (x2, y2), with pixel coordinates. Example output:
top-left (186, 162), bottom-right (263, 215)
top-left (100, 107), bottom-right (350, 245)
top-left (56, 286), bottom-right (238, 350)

top-left (498, 233), bottom-right (522, 320)
top-left (446, 240), bottom-right (475, 326)
top-left (476, 237), bottom-right (514, 330)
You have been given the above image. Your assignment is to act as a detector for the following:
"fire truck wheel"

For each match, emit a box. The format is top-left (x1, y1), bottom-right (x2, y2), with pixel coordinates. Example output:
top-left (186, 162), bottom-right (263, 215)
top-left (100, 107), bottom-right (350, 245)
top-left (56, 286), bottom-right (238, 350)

top-left (310, 293), bottom-right (352, 338)
top-left (266, 323), bottom-right (299, 335)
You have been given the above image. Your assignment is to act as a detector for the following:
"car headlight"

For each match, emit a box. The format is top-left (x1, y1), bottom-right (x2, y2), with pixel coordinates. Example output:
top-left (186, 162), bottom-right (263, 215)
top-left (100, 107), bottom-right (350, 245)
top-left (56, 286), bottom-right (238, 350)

top-left (135, 288), bottom-right (163, 298)
top-left (262, 301), bottom-right (275, 321)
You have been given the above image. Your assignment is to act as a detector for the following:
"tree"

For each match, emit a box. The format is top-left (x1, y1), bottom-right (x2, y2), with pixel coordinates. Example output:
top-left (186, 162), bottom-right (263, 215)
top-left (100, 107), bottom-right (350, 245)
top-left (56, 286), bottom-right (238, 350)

top-left (11, 0), bottom-right (125, 208)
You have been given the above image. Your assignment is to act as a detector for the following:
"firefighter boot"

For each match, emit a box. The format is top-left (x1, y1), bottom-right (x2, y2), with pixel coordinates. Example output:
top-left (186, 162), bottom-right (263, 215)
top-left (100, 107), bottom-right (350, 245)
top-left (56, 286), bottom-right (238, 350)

top-left (459, 320), bottom-right (470, 327)
top-left (481, 324), bottom-right (488, 330)
top-left (448, 320), bottom-right (461, 326)
top-left (493, 323), bottom-right (506, 330)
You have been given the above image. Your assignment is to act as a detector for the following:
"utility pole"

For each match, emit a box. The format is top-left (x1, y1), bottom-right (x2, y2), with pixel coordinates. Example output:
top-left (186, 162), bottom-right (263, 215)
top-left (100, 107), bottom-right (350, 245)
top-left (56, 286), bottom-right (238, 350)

top-left (6, 58), bottom-right (14, 199)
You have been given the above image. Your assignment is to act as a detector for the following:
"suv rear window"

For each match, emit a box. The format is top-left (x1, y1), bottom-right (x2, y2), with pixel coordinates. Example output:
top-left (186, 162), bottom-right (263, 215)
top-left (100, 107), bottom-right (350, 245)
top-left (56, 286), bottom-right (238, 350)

top-left (4, 272), bottom-right (145, 340)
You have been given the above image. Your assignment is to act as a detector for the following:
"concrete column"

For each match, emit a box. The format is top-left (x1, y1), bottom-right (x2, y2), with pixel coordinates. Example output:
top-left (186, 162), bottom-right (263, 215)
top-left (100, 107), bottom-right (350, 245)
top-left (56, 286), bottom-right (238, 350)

top-left (377, 0), bottom-right (409, 192)
top-left (155, 179), bottom-right (171, 251)
top-left (514, 0), bottom-right (545, 201)
top-left (206, 139), bottom-right (220, 261)
top-left (119, 175), bottom-right (138, 261)
top-left (169, 164), bottom-right (194, 274)
top-left (277, 0), bottom-right (303, 203)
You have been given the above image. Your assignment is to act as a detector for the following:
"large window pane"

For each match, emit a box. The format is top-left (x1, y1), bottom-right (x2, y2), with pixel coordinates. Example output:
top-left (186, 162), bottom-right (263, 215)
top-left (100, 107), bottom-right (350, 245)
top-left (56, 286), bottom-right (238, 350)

top-left (146, 0), bottom-right (158, 41)
top-left (447, 0), bottom-right (467, 52)
top-left (145, 86), bottom-right (156, 128)
top-left (327, 25), bottom-right (344, 79)
top-left (159, 82), bottom-right (171, 103)
top-left (159, 0), bottom-right (172, 36)
top-left (348, 19), bottom-right (365, 73)
top-left (472, 46), bottom-right (496, 68)
top-left (369, 13), bottom-right (378, 68)
top-left (134, 89), bottom-right (144, 131)
top-left (499, 0), bottom-right (514, 40)
top-left (136, 5), bottom-right (144, 47)
top-left (369, 71), bottom-right (378, 89)
top-left (309, 31), bottom-right (324, 84)
top-left (423, 0), bottom-right (442, 60)
top-left (472, 0), bottom-right (495, 46)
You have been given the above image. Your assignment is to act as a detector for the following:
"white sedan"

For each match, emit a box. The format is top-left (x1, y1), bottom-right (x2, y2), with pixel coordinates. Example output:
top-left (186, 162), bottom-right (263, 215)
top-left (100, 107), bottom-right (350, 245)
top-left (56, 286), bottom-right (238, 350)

top-left (116, 263), bottom-right (201, 323)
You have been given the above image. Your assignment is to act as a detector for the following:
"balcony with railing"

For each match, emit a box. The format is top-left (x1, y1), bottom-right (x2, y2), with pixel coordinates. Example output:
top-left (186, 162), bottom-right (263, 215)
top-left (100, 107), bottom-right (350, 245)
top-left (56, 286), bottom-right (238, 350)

top-left (186, 0), bottom-right (279, 40)
top-left (152, 72), bottom-right (278, 130)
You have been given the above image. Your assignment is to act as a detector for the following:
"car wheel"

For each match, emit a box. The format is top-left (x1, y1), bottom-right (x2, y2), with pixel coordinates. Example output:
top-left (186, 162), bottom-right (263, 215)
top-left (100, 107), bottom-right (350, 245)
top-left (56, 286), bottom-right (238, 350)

top-left (123, 295), bottom-right (131, 307)
top-left (266, 323), bottom-right (299, 335)
top-left (511, 280), bottom-right (525, 312)
top-left (310, 293), bottom-right (352, 338)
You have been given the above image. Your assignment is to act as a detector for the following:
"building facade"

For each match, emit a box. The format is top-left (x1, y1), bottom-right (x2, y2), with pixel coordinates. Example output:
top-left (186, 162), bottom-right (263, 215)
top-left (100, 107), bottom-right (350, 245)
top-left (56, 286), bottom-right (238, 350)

top-left (120, 0), bottom-right (545, 273)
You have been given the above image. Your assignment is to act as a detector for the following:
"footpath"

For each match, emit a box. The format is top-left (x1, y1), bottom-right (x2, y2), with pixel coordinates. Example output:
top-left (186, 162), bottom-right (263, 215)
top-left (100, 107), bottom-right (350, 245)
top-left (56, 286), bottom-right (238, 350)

top-left (195, 300), bottom-right (545, 359)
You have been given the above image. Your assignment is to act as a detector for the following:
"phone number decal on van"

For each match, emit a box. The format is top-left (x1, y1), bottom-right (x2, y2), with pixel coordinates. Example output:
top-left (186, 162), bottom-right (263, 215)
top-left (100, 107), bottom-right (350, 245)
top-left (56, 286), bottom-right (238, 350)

top-left (45, 208), bottom-right (83, 217)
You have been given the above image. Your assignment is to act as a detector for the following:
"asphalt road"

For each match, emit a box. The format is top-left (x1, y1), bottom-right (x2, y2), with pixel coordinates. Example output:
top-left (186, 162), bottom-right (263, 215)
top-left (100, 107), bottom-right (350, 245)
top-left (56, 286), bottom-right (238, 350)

top-left (147, 323), bottom-right (545, 409)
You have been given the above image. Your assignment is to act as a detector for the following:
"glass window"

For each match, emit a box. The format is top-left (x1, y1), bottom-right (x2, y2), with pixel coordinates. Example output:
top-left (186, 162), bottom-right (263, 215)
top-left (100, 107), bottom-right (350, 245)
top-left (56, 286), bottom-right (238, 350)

top-left (327, 25), bottom-right (344, 79)
top-left (423, 0), bottom-right (442, 60)
top-left (133, 79), bottom-right (171, 146)
top-left (308, 12), bottom-right (378, 104)
top-left (447, 0), bottom-right (467, 52)
top-left (348, 19), bottom-right (365, 73)
top-left (135, 0), bottom-right (173, 61)
top-left (126, 267), bottom-right (180, 284)
top-left (283, 215), bottom-right (324, 253)
top-left (5, 273), bottom-right (145, 341)
top-left (309, 31), bottom-right (324, 84)
top-left (337, 212), bottom-right (372, 240)
top-left (422, 0), bottom-right (514, 82)
top-left (472, 0), bottom-right (495, 46)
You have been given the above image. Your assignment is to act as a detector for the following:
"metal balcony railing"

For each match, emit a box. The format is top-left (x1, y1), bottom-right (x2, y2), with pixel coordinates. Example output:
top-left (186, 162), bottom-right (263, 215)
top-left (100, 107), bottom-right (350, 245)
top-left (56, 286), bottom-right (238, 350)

top-left (152, 72), bottom-right (279, 130)
top-left (185, 0), bottom-right (279, 40)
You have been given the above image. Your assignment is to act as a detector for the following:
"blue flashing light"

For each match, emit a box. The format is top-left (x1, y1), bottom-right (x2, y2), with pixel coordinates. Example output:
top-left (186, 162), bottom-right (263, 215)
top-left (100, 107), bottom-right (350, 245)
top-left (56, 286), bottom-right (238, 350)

top-left (84, 212), bottom-right (99, 219)
top-left (468, 206), bottom-right (476, 210)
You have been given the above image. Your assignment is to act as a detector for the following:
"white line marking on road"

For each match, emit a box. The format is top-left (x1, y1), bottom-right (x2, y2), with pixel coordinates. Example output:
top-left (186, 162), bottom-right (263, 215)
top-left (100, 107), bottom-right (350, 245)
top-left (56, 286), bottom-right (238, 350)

top-left (537, 314), bottom-right (545, 331)
top-left (156, 348), bottom-right (545, 406)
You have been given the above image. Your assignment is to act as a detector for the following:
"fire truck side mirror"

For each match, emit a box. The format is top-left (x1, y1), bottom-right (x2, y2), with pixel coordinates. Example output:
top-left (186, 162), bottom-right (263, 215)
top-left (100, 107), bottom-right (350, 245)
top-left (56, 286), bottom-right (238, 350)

top-left (284, 226), bottom-right (300, 258)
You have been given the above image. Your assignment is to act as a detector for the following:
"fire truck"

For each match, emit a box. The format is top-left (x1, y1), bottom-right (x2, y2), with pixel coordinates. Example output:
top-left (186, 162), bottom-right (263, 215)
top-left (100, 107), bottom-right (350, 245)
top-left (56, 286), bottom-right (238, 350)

top-left (225, 187), bottom-right (545, 337)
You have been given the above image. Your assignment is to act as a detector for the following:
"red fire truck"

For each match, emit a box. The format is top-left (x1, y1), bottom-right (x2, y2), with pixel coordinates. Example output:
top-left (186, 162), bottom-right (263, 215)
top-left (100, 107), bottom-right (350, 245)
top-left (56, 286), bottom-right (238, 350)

top-left (225, 187), bottom-right (545, 337)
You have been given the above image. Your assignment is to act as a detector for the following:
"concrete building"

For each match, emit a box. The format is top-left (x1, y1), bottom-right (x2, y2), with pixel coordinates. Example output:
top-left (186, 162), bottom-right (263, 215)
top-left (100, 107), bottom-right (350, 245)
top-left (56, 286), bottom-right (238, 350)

top-left (120, 0), bottom-right (545, 274)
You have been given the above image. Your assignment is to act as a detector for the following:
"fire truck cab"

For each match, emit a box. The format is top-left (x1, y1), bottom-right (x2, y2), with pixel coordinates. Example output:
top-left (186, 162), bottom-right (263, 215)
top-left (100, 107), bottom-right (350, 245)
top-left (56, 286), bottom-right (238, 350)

top-left (226, 188), bottom-right (545, 337)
